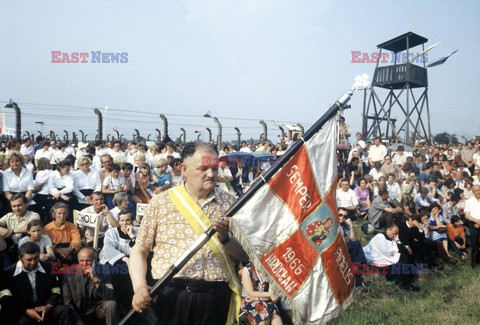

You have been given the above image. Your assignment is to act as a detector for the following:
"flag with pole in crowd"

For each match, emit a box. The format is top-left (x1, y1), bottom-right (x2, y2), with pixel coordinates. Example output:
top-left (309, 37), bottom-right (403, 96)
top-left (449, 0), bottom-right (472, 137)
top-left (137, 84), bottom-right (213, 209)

top-left (229, 73), bottom-right (369, 323)
top-left (231, 109), bottom-right (356, 324)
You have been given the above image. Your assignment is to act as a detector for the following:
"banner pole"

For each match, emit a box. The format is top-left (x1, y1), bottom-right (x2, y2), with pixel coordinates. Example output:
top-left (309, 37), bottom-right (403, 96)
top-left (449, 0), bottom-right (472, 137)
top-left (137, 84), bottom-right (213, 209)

top-left (119, 78), bottom-right (367, 325)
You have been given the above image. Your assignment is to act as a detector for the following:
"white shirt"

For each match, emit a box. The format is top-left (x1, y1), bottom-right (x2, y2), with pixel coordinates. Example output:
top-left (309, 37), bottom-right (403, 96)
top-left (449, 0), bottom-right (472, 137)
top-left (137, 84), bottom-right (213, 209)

top-left (34, 148), bottom-right (53, 161)
top-left (99, 226), bottom-right (138, 264)
top-left (146, 151), bottom-right (156, 167)
top-left (92, 155), bottom-right (102, 171)
top-left (369, 169), bottom-right (384, 181)
top-left (363, 233), bottom-right (400, 266)
top-left (336, 188), bottom-right (359, 208)
top-left (160, 151), bottom-right (181, 160)
top-left (49, 147), bottom-right (59, 164)
top-left (20, 144), bottom-right (34, 158)
top-left (48, 170), bottom-right (75, 195)
top-left (392, 152), bottom-right (407, 166)
top-left (465, 196), bottom-right (480, 222)
top-left (18, 235), bottom-right (53, 253)
top-left (55, 150), bottom-right (69, 162)
top-left (65, 146), bottom-right (75, 156)
top-left (96, 147), bottom-right (108, 156)
top-left (108, 149), bottom-right (125, 158)
top-left (103, 175), bottom-right (126, 190)
top-left (368, 144), bottom-right (388, 162)
top-left (109, 207), bottom-right (121, 220)
top-left (347, 147), bottom-right (360, 164)
top-left (387, 182), bottom-right (401, 201)
top-left (473, 152), bottom-right (480, 170)
top-left (73, 169), bottom-right (102, 199)
top-left (2, 167), bottom-right (34, 193)
top-left (34, 169), bottom-right (53, 195)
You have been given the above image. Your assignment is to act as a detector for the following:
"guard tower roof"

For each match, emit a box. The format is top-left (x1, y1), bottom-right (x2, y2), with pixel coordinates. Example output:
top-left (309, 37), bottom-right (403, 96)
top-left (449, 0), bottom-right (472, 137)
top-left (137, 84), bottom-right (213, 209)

top-left (377, 32), bottom-right (428, 52)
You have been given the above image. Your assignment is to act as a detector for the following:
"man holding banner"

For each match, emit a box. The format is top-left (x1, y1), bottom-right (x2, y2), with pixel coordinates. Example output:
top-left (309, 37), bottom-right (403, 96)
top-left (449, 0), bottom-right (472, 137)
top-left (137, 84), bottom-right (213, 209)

top-left (129, 142), bottom-right (247, 324)
top-left (123, 76), bottom-right (366, 325)
top-left (79, 192), bottom-right (119, 248)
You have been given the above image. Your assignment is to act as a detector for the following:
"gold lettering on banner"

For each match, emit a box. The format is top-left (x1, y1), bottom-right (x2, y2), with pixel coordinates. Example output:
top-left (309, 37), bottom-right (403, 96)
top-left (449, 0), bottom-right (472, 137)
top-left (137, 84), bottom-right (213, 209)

top-left (285, 165), bottom-right (312, 212)
top-left (265, 253), bottom-right (299, 294)
top-left (334, 247), bottom-right (353, 285)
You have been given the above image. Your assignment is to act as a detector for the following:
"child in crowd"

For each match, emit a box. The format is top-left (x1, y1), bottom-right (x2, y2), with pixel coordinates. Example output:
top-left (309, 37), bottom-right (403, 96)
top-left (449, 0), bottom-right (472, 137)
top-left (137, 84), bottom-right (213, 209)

top-left (102, 163), bottom-right (127, 208)
top-left (373, 175), bottom-right (387, 197)
top-left (447, 215), bottom-right (468, 259)
top-left (18, 219), bottom-right (55, 261)
top-left (133, 162), bottom-right (153, 203)
top-left (121, 163), bottom-right (135, 195)
top-left (151, 159), bottom-right (171, 194)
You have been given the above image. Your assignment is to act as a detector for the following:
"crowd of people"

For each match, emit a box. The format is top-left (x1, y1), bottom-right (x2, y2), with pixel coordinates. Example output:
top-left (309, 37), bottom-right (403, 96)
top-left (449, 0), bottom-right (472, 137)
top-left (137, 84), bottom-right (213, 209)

top-left (0, 129), bottom-right (479, 324)
top-left (336, 135), bottom-right (480, 291)
top-left (0, 136), bottom-right (289, 325)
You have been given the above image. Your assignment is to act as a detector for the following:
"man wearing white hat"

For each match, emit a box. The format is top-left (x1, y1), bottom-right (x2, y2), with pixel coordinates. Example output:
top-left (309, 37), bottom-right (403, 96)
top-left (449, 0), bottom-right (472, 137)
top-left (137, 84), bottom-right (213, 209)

top-left (347, 140), bottom-right (366, 164)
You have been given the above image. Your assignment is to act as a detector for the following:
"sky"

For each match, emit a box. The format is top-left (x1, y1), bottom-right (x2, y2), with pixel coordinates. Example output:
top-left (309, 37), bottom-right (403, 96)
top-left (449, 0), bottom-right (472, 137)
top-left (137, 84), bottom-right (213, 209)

top-left (1, 0), bottom-right (479, 143)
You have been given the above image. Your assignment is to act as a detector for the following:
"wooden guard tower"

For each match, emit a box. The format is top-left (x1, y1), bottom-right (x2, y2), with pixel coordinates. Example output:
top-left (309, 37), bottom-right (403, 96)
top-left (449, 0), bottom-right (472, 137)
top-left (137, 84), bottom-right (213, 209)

top-left (362, 32), bottom-right (432, 144)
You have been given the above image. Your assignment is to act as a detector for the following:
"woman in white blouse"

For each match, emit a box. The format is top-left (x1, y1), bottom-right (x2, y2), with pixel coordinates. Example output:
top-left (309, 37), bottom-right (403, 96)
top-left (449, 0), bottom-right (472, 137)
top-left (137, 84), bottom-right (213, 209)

top-left (99, 209), bottom-right (138, 308)
top-left (2, 151), bottom-right (35, 211)
top-left (73, 156), bottom-right (101, 210)
top-left (54, 142), bottom-right (70, 165)
top-left (32, 157), bottom-right (53, 222)
top-left (48, 159), bottom-right (77, 219)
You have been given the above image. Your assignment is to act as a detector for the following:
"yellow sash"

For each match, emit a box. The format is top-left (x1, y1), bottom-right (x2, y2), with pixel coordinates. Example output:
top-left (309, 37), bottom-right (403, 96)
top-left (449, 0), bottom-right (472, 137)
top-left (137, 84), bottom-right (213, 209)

top-left (169, 186), bottom-right (241, 325)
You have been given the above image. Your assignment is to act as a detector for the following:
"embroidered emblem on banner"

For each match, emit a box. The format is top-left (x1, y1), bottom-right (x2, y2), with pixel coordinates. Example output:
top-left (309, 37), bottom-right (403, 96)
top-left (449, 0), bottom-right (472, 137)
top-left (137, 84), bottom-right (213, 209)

top-left (301, 203), bottom-right (338, 252)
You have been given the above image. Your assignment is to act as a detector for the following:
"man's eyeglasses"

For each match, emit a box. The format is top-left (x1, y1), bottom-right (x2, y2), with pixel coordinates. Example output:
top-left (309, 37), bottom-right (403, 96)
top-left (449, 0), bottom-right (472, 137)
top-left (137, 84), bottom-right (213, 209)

top-left (338, 213), bottom-right (348, 217)
top-left (174, 163), bottom-right (181, 166)
top-left (101, 160), bottom-right (111, 164)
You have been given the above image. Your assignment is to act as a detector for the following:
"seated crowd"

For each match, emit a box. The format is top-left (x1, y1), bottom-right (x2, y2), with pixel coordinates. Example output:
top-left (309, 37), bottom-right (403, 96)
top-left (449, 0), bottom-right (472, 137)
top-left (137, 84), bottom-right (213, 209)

top-left (0, 134), bottom-right (479, 323)
top-left (336, 136), bottom-right (480, 291)
top-left (0, 137), bottom-right (288, 324)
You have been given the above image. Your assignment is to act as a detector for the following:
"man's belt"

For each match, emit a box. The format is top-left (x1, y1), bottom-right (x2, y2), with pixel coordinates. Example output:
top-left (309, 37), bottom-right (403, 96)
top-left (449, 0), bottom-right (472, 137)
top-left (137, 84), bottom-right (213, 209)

top-left (169, 278), bottom-right (229, 294)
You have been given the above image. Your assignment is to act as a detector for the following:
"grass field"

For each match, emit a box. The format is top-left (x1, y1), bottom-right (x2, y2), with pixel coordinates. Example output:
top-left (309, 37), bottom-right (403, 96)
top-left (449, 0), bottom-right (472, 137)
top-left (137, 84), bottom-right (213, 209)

top-left (331, 221), bottom-right (480, 325)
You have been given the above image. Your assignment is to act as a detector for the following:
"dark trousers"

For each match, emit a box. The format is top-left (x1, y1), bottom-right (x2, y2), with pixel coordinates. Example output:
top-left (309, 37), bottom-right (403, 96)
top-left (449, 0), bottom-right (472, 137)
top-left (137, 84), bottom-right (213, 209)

top-left (76, 189), bottom-right (94, 211)
top-left (151, 278), bottom-right (231, 325)
top-left (384, 251), bottom-right (414, 288)
top-left (448, 237), bottom-right (466, 256)
top-left (72, 300), bottom-right (119, 325)
top-left (110, 262), bottom-right (134, 310)
top-left (378, 212), bottom-right (395, 229)
top-left (31, 193), bottom-right (51, 224)
top-left (17, 304), bottom-right (73, 325)
top-left (421, 239), bottom-right (440, 266)
top-left (470, 226), bottom-right (480, 268)
top-left (346, 240), bottom-right (367, 286)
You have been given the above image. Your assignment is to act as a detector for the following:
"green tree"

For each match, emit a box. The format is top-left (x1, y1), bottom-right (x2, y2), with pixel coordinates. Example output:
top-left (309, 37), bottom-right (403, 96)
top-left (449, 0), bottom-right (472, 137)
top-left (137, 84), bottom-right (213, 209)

top-left (434, 132), bottom-right (458, 145)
